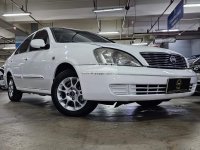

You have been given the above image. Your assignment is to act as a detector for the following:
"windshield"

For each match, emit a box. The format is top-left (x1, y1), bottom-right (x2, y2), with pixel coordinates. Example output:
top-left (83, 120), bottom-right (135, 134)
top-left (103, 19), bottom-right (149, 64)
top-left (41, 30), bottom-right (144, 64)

top-left (51, 28), bottom-right (113, 43)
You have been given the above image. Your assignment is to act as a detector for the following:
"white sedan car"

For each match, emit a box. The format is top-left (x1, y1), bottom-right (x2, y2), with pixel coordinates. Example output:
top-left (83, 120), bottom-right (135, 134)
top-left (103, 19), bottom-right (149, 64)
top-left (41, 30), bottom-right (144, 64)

top-left (4, 27), bottom-right (197, 116)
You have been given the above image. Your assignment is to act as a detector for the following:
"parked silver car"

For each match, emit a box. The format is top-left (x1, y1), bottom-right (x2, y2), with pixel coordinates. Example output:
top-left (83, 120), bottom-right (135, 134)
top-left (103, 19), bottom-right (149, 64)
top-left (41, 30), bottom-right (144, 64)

top-left (191, 57), bottom-right (200, 93)
top-left (0, 67), bottom-right (6, 89)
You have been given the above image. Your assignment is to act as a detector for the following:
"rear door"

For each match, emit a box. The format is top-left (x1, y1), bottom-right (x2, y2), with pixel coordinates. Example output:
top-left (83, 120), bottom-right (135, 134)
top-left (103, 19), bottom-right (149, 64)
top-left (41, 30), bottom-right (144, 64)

top-left (9, 35), bottom-right (33, 88)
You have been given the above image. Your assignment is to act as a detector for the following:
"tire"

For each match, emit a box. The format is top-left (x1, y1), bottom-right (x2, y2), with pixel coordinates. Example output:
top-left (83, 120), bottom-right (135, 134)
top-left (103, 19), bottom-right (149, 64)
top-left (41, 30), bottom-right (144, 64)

top-left (136, 100), bottom-right (163, 107)
top-left (7, 77), bottom-right (23, 102)
top-left (51, 70), bottom-right (98, 117)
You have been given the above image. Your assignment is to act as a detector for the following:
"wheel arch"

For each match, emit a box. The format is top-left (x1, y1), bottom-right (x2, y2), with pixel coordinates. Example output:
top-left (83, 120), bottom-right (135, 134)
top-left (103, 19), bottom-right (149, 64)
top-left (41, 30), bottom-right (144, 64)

top-left (54, 62), bottom-right (78, 79)
top-left (7, 71), bottom-right (12, 82)
top-left (52, 62), bottom-right (81, 95)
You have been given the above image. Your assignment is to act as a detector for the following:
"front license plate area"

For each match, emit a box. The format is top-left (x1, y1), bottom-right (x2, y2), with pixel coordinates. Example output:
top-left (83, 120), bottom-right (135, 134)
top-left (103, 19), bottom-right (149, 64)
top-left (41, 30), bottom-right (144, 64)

top-left (167, 78), bottom-right (191, 94)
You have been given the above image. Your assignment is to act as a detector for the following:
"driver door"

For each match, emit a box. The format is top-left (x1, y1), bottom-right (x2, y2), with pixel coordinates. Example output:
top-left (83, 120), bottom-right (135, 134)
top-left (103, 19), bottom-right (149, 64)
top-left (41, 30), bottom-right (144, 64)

top-left (9, 35), bottom-right (33, 89)
top-left (22, 29), bottom-right (52, 90)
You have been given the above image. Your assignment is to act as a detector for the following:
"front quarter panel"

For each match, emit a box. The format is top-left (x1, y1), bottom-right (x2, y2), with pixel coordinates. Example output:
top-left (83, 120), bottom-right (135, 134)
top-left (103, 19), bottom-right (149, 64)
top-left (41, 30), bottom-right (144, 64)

top-left (46, 43), bottom-right (100, 91)
top-left (51, 43), bottom-right (100, 66)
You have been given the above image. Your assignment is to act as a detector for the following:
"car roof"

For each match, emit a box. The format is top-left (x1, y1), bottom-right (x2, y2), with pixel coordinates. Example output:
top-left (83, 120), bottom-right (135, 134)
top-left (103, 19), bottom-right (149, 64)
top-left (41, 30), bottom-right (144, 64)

top-left (48, 27), bottom-right (90, 33)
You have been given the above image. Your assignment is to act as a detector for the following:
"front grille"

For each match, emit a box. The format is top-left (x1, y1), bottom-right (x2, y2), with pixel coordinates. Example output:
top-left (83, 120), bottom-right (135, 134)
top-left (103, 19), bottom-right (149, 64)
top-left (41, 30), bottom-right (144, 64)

top-left (141, 52), bottom-right (187, 69)
top-left (110, 84), bottom-right (167, 95)
top-left (136, 84), bottom-right (166, 95)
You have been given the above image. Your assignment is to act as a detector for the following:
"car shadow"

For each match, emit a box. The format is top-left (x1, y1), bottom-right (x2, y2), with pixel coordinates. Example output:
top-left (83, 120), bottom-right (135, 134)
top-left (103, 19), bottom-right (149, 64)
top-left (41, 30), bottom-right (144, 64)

top-left (85, 103), bottom-right (185, 122)
top-left (3, 94), bottom-right (189, 123)
top-left (21, 97), bottom-right (51, 108)
top-left (131, 106), bottom-right (170, 121)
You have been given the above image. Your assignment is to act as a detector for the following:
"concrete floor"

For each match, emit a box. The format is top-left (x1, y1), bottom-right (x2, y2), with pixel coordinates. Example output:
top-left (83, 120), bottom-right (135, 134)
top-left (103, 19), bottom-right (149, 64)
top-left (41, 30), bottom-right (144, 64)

top-left (0, 91), bottom-right (200, 150)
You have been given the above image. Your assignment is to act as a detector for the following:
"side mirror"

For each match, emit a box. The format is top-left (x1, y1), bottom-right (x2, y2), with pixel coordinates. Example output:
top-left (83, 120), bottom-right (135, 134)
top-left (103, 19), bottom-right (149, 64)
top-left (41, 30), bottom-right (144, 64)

top-left (30, 39), bottom-right (45, 49)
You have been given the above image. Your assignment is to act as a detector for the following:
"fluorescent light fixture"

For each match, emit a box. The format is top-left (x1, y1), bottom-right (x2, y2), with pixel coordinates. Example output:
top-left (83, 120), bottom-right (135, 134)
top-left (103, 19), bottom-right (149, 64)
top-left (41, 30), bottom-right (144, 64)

top-left (184, 4), bottom-right (200, 7)
top-left (3, 47), bottom-right (16, 50)
top-left (132, 43), bottom-right (148, 46)
top-left (98, 31), bottom-right (119, 35)
top-left (2, 12), bottom-right (31, 17)
top-left (93, 7), bottom-right (124, 13)
top-left (156, 29), bottom-right (179, 32)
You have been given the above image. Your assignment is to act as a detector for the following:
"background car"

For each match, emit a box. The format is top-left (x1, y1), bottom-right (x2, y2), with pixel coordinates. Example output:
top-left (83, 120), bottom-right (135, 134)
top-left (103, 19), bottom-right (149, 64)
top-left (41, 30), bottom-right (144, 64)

top-left (188, 54), bottom-right (200, 66)
top-left (191, 57), bottom-right (200, 93)
top-left (0, 66), bottom-right (6, 90)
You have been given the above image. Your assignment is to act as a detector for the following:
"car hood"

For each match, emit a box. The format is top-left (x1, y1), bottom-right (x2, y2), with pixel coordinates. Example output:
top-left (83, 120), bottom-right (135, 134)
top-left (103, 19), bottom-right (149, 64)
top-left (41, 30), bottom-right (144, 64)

top-left (90, 42), bottom-right (178, 54)
top-left (89, 42), bottom-right (184, 66)
top-left (54, 42), bottom-right (185, 66)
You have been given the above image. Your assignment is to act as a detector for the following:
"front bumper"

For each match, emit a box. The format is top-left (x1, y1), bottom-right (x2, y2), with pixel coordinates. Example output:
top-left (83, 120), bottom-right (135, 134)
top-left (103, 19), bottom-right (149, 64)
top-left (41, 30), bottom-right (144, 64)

top-left (76, 65), bottom-right (197, 101)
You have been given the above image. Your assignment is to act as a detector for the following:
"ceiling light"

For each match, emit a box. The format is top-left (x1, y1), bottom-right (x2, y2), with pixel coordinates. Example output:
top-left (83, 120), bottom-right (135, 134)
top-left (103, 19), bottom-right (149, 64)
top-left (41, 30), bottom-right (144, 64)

top-left (93, 7), bottom-right (124, 13)
top-left (156, 29), bottom-right (179, 32)
top-left (3, 47), bottom-right (16, 50)
top-left (98, 31), bottom-right (119, 35)
top-left (184, 4), bottom-right (200, 7)
top-left (132, 43), bottom-right (148, 46)
top-left (2, 12), bottom-right (31, 17)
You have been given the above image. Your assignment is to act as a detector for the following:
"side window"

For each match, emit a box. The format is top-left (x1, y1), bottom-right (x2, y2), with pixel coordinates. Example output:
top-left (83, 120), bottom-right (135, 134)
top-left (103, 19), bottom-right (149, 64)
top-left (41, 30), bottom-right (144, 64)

top-left (51, 28), bottom-right (76, 43)
top-left (30, 30), bottom-right (49, 51)
top-left (73, 34), bottom-right (91, 42)
top-left (15, 35), bottom-right (33, 55)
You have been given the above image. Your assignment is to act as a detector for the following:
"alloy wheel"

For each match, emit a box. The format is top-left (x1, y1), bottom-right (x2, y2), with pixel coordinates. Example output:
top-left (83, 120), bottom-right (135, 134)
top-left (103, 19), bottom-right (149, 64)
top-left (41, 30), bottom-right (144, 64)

top-left (8, 79), bottom-right (14, 97)
top-left (57, 77), bottom-right (86, 111)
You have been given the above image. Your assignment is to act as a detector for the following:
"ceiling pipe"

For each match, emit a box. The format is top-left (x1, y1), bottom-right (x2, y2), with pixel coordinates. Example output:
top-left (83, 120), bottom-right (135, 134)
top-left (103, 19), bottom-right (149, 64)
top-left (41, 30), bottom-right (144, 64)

top-left (147, 0), bottom-right (174, 33)
top-left (9, 0), bottom-right (43, 27)
top-left (131, 0), bottom-right (137, 39)
top-left (122, 0), bottom-right (130, 30)
top-left (93, 0), bottom-right (101, 32)
top-left (110, 29), bottom-right (200, 41)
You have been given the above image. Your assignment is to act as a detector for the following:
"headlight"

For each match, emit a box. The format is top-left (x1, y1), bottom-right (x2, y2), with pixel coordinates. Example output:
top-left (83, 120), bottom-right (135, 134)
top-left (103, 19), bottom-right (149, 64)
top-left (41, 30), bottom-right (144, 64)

top-left (94, 48), bottom-right (142, 67)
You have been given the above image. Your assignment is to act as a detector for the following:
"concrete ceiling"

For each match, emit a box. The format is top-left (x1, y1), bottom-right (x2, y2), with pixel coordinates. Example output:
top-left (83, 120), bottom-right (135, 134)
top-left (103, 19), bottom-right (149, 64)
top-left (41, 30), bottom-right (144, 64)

top-left (0, 0), bottom-right (199, 21)
top-left (0, 0), bottom-right (198, 34)
top-left (0, 0), bottom-right (199, 65)
top-left (0, 0), bottom-right (199, 37)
